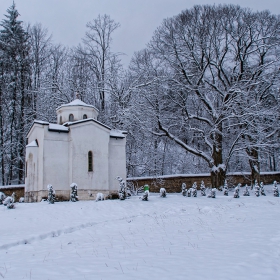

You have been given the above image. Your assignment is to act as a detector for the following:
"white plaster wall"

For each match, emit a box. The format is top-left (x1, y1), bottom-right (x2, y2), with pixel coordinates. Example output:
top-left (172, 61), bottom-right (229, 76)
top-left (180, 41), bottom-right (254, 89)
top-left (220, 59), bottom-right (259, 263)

top-left (109, 137), bottom-right (127, 192)
top-left (25, 147), bottom-right (38, 193)
top-left (69, 122), bottom-right (110, 191)
top-left (57, 106), bottom-right (98, 124)
top-left (26, 124), bottom-right (45, 192)
top-left (43, 129), bottom-right (69, 192)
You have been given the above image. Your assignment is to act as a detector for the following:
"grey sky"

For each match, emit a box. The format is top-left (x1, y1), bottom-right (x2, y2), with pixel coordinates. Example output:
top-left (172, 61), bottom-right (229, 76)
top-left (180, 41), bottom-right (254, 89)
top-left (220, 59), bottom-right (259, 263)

top-left (1, 0), bottom-right (280, 66)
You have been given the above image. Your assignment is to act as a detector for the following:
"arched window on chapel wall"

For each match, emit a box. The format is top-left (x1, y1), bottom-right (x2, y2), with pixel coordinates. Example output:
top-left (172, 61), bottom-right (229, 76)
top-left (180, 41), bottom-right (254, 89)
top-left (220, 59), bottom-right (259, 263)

top-left (88, 151), bottom-right (93, 172)
top-left (69, 114), bottom-right (74, 121)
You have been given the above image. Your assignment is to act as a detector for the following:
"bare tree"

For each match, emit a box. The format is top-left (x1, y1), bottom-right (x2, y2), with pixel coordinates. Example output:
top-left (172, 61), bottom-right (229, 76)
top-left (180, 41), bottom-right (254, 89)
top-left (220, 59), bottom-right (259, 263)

top-left (129, 5), bottom-right (280, 187)
top-left (78, 14), bottom-right (121, 115)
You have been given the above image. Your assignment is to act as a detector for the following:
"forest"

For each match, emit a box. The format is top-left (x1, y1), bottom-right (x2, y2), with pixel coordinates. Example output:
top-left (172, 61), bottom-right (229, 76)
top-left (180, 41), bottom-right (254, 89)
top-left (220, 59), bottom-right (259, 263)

top-left (0, 3), bottom-right (279, 187)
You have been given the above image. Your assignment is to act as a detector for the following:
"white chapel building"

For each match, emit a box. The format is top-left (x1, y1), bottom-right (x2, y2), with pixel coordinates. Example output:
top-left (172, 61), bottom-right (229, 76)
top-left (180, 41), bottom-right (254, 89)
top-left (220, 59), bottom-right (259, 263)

top-left (25, 99), bottom-right (127, 202)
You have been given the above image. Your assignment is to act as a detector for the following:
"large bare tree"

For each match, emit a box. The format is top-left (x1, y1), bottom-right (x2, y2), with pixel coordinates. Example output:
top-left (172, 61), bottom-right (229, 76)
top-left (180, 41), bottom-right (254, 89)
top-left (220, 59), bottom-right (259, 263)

top-left (129, 5), bottom-right (280, 187)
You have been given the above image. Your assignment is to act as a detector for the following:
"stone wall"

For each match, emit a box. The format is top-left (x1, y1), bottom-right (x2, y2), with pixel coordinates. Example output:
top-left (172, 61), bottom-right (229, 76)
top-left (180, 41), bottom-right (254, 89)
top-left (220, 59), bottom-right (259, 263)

top-left (127, 172), bottom-right (280, 193)
top-left (0, 185), bottom-right (25, 202)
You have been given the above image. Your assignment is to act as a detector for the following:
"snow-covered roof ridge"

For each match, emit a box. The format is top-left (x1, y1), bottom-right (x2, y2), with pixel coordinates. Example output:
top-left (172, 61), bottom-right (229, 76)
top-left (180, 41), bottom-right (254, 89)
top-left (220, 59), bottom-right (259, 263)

top-left (33, 120), bottom-right (49, 125)
top-left (64, 118), bottom-right (111, 130)
top-left (110, 129), bottom-right (127, 138)
top-left (48, 123), bottom-right (69, 132)
top-left (56, 99), bottom-right (99, 111)
top-left (26, 140), bottom-right (38, 147)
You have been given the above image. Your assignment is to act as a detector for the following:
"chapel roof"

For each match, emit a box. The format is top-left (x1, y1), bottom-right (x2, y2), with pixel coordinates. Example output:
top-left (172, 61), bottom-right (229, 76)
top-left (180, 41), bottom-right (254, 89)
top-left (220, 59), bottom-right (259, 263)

top-left (56, 99), bottom-right (99, 111)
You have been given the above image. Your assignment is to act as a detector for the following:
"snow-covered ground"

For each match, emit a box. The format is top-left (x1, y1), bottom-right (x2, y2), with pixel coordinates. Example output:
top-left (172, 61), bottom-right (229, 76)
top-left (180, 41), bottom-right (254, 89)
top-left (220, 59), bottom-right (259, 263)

top-left (1, 186), bottom-right (280, 280)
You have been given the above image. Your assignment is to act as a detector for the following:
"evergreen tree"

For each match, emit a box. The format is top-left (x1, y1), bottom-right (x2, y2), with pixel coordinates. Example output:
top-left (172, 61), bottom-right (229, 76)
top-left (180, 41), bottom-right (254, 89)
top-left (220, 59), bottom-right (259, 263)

top-left (200, 181), bottom-right (206, 196)
top-left (181, 183), bottom-right (187, 196)
top-left (243, 184), bottom-right (250, 196)
top-left (273, 181), bottom-right (279, 197)
top-left (0, 2), bottom-right (31, 185)
top-left (47, 184), bottom-right (55, 204)
top-left (223, 180), bottom-right (229, 196)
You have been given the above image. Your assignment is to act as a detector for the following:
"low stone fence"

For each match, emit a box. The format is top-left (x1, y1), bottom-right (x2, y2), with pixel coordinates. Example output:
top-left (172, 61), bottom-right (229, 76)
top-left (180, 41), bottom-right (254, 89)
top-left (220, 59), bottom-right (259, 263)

top-left (127, 172), bottom-right (280, 193)
top-left (0, 185), bottom-right (25, 202)
top-left (1, 172), bottom-right (280, 201)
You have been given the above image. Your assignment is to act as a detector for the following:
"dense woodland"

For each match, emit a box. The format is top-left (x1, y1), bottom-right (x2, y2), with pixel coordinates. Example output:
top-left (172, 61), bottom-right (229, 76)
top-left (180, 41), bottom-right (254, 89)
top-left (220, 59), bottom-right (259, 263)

top-left (0, 3), bottom-right (280, 187)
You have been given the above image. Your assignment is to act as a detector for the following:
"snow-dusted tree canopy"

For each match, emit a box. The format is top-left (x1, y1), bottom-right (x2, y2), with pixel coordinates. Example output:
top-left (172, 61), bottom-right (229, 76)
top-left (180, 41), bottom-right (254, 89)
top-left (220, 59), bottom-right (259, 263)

top-left (0, 3), bottom-right (279, 187)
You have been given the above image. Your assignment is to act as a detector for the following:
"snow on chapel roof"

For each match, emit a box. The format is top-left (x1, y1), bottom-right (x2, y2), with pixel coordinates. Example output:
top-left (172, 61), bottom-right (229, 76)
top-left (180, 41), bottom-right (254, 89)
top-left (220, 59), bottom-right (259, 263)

top-left (56, 99), bottom-right (99, 111)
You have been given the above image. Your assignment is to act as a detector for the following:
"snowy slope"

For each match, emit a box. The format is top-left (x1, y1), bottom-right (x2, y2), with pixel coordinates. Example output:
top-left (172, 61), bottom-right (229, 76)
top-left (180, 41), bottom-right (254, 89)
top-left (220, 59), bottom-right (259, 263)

top-left (0, 187), bottom-right (280, 280)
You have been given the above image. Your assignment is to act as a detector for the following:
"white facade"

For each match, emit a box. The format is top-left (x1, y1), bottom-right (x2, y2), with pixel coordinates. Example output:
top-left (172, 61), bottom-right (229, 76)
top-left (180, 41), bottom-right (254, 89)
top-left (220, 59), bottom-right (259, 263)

top-left (25, 99), bottom-right (127, 202)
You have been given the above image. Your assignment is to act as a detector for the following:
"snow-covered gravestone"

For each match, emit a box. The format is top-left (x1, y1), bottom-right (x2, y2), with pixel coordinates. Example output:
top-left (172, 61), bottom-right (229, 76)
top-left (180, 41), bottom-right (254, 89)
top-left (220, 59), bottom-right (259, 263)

top-left (141, 190), bottom-right (149, 201)
top-left (254, 181), bottom-right (260, 197)
top-left (181, 183), bottom-right (187, 197)
top-left (208, 188), bottom-right (216, 198)
top-left (200, 181), bottom-right (206, 196)
top-left (47, 184), bottom-right (56, 204)
top-left (260, 182), bottom-right (266, 196)
top-left (95, 193), bottom-right (104, 201)
top-left (223, 180), bottom-right (229, 196)
top-left (3, 192), bottom-right (15, 209)
top-left (0, 191), bottom-right (6, 205)
top-left (160, 188), bottom-right (167, 197)
top-left (243, 184), bottom-right (250, 196)
top-left (273, 181), bottom-right (279, 197)
top-left (192, 182), bottom-right (197, 197)
top-left (233, 184), bottom-right (240, 198)
top-left (70, 183), bottom-right (79, 202)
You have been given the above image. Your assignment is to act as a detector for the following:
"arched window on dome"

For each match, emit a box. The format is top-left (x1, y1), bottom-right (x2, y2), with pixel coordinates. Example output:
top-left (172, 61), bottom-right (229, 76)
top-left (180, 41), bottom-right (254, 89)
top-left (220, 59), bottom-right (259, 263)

top-left (69, 114), bottom-right (74, 121)
top-left (88, 151), bottom-right (93, 172)
top-left (83, 114), bottom-right (87, 119)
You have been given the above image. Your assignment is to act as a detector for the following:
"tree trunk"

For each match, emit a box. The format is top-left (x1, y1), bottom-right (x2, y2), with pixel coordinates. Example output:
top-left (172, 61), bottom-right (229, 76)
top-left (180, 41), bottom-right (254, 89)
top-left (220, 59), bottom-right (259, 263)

top-left (246, 147), bottom-right (260, 185)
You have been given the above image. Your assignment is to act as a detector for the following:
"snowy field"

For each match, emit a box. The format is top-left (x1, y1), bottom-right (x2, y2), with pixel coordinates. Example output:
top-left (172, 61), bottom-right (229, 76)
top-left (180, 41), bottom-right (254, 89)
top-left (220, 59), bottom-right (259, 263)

top-left (1, 186), bottom-right (280, 280)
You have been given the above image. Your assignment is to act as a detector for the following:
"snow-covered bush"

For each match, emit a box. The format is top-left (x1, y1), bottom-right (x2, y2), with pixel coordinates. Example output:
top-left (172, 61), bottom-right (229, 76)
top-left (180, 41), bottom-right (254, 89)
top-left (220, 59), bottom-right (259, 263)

top-left (260, 182), bottom-right (266, 196)
top-left (47, 184), bottom-right (55, 204)
top-left (96, 193), bottom-right (104, 201)
top-left (70, 183), bottom-right (79, 202)
top-left (192, 182), bottom-right (197, 197)
top-left (223, 180), bottom-right (229, 196)
top-left (3, 192), bottom-right (15, 209)
top-left (160, 188), bottom-right (166, 197)
top-left (200, 181), bottom-right (206, 196)
top-left (141, 190), bottom-right (149, 201)
top-left (181, 183), bottom-right (187, 196)
top-left (273, 181), bottom-right (279, 197)
top-left (19, 197), bottom-right (25, 203)
top-left (3, 192), bottom-right (15, 205)
top-left (0, 191), bottom-right (6, 204)
top-left (233, 184), bottom-right (240, 198)
top-left (254, 181), bottom-right (260, 197)
top-left (243, 185), bottom-right (250, 196)
top-left (208, 188), bottom-right (216, 198)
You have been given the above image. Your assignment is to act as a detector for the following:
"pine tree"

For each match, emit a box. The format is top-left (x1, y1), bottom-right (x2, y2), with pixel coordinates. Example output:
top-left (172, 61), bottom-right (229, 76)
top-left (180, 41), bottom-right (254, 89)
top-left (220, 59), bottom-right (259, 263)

top-left (70, 183), bottom-right (79, 202)
top-left (181, 183), bottom-right (187, 196)
top-left (254, 180), bottom-right (260, 197)
top-left (200, 181), bottom-right (206, 196)
top-left (223, 180), bottom-right (229, 196)
top-left (0, 2), bottom-right (31, 185)
top-left (47, 184), bottom-right (55, 204)
top-left (233, 184), bottom-right (240, 198)
top-left (273, 181), bottom-right (279, 197)
top-left (243, 184), bottom-right (250, 196)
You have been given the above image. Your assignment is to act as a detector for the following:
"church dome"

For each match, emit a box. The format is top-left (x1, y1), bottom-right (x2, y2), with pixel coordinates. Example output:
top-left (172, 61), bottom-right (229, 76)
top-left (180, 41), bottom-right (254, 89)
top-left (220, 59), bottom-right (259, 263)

top-left (56, 99), bottom-right (99, 124)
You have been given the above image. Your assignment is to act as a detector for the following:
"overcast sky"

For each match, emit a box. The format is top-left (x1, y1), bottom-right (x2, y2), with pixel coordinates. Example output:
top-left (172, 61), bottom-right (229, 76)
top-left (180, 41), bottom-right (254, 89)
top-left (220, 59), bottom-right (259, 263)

top-left (1, 0), bottom-right (280, 66)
